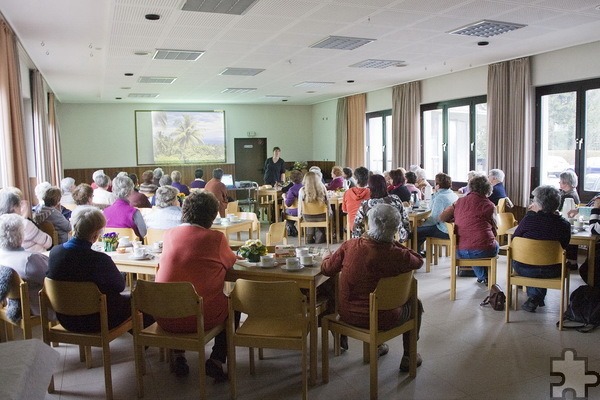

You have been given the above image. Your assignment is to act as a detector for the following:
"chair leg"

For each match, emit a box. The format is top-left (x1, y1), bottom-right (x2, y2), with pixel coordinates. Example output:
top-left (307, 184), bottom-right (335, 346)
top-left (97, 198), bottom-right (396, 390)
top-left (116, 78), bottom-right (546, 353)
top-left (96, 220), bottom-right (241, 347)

top-left (409, 325), bottom-right (417, 378)
top-left (301, 334), bottom-right (308, 400)
top-left (321, 319), bottom-right (330, 383)
top-left (47, 375), bottom-right (55, 393)
top-left (198, 347), bottom-right (206, 400)
top-left (227, 324), bottom-right (237, 400)
top-left (425, 240), bottom-right (432, 273)
top-left (134, 343), bottom-right (144, 398)
top-left (369, 340), bottom-right (378, 400)
top-left (258, 348), bottom-right (264, 359)
top-left (102, 342), bottom-right (114, 400)
top-left (85, 346), bottom-right (93, 368)
top-left (450, 265), bottom-right (457, 301)
top-left (249, 347), bottom-right (255, 375)
top-left (363, 342), bottom-right (369, 363)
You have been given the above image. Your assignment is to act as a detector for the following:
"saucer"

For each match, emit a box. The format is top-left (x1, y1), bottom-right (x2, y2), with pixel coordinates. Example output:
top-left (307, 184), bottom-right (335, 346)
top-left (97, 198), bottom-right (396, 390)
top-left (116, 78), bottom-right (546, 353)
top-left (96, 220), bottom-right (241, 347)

top-left (257, 262), bottom-right (277, 268)
top-left (301, 262), bottom-right (314, 267)
top-left (129, 254), bottom-right (150, 260)
top-left (281, 264), bottom-right (304, 271)
top-left (118, 243), bottom-right (133, 248)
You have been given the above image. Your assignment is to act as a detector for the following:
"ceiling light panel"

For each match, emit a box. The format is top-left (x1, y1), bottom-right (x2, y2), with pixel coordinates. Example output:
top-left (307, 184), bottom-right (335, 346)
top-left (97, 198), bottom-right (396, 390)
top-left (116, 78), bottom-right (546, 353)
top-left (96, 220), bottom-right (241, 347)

top-left (128, 93), bottom-right (160, 98)
top-left (153, 49), bottom-right (204, 61)
top-left (221, 88), bottom-right (257, 94)
top-left (294, 81), bottom-right (335, 88)
top-left (220, 67), bottom-right (265, 76)
top-left (264, 95), bottom-right (291, 99)
top-left (350, 59), bottom-right (406, 69)
top-left (138, 76), bottom-right (177, 84)
top-left (448, 20), bottom-right (527, 38)
top-left (310, 36), bottom-right (375, 50)
top-left (181, 0), bottom-right (259, 15)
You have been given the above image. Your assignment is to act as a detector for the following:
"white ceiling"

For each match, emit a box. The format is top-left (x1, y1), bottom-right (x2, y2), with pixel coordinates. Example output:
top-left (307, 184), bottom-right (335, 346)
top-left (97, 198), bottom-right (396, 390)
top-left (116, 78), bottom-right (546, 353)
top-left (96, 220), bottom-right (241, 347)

top-left (1, 0), bottom-right (600, 105)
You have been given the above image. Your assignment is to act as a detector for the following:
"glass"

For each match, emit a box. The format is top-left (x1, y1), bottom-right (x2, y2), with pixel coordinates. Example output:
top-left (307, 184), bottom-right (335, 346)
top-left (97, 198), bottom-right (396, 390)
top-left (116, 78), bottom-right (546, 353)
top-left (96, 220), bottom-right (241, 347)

top-left (385, 114), bottom-right (392, 172)
top-left (539, 91), bottom-right (576, 187)
top-left (367, 115), bottom-right (383, 172)
top-left (584, 88), bottom-right (600, 191)
top-left (423, 109), bottom-right (443, 180)
top-left (475, 103), bottom-right (488, 173)
top-left (447, 105), bottom-right (470, 180)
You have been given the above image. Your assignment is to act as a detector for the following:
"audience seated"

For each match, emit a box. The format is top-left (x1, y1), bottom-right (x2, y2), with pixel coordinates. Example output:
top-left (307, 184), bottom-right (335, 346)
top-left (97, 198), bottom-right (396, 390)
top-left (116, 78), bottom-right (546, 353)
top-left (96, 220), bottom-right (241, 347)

top-left (458, 171), bottom-right (479, 194)
top-left (342, 167), bottom-right (356, 189)
top-left (298, 171), bottom-right (329, 244)
top-left (283, 170), bottom-right (303, 236)
top-left (388, 169), bottom-right (411, 202)
top-left (326, 166), bottom-right (345, 191)
top-left (144, 185), bottom-right (182, 230)
top-left (487, 169), bottom-right (507, 205)
top-left (92, 173), bottom-right (116, 205)
top-left (189, 168), bottom-right (206, 189)
top-left (152, 167), bottom-right (164, 187)
top-left (127, 173), bottom-right (152, 208)
top-left (139, 170), bottom-right (158, 196)
top-left (103, 176), bottom-right (147, 239)
top-left (33, 186), bottom-right (71, 244)
top-left (170, 170), bottom-right (190, 196)
top-left (60, 177), bottom-right (76, 207)
top-left (404, 171), bottom-right (422, 199)
top-left (205, 168), bottom-right (229, 218)
top-left (342, 166), bottom-right (370, 232)
top-left (0, 188), bottom-right (51, 252)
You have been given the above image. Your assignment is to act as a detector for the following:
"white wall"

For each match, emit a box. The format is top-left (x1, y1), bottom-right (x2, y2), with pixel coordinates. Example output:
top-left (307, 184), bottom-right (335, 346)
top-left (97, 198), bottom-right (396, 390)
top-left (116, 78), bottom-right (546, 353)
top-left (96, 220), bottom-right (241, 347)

top-left (311, 100), bottom-right (337, 162)
top-left (57, 103), bottom-right (313, 169)
top-left (532, 41), bottom-right (600, 86)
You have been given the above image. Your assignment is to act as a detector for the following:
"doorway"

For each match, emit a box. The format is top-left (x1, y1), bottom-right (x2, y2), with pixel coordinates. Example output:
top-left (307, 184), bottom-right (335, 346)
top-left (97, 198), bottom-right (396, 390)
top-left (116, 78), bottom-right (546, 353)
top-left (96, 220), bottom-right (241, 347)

top-left (234, 138), bottom-right (267, 183)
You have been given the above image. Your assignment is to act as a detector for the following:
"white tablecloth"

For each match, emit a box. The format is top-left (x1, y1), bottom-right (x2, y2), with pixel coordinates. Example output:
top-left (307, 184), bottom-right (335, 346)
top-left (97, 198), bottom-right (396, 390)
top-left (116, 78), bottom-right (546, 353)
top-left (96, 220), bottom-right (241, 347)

top-left (0, 339), bottom-right (59, 399)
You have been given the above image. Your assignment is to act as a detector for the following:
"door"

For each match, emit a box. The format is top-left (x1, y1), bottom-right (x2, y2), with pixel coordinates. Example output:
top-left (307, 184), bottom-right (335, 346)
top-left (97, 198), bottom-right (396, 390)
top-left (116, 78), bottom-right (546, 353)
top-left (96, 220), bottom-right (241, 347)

top-left (234, 138), bottom-right (267, 183)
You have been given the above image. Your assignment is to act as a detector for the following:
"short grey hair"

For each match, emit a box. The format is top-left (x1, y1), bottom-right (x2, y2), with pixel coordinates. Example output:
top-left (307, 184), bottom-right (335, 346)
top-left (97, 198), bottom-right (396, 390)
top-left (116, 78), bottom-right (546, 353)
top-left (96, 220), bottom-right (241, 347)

top-left (415, 168), bottom-right (427, 180)
top-left (94, 173), bottom-right (110, 189)
top-left (153, 168), bottom-right (164, 180)
top-left (71, 206), bottom-right (105, 241)
top-left (532, 185), bottom-right (561, 213)
top-left (366, 204), bottom-right (401, 242)
top-left (155, 185), bottom-right (179, 208)
top-left (112, 175), bottom-right (134, 199)
top-left (171, 170), bottom-right (182, 182)
top-left (116, 171), bottom-right (129, 178)
top-left (0, 189), bottom-right (21, 215)
top-left (560, 170), bottom-right (578, 188)
top-left (92, 169), bottom-right (104, 180)
top-left (0, 213), bottom-right (24, 249)
top-left (35, 182), bottom-right (51, 204)
top-left (60, 177), bottom-right (76, 194)
top-left (159, 175), bottom-right (172, 187)
top-left (489, 169), bottom-right (505, 182)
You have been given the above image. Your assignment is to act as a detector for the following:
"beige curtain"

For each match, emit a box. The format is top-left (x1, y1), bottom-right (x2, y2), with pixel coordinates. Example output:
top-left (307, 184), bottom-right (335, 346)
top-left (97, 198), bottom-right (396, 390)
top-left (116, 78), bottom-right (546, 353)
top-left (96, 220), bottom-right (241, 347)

top-left (346, 94), bottom-right (365, 168)
top-left (335, 97), bottom-right (348, 166)
top-left (487, 57), bottom-right (532, 207)
top-left (0, 20), bottom-right (31, 201)
top-left (392, 81), bottom-right (421, 168)
top-left (31, 70), bottom-right (52, 183)
top-left (48, 92), bottom-right (62, 185)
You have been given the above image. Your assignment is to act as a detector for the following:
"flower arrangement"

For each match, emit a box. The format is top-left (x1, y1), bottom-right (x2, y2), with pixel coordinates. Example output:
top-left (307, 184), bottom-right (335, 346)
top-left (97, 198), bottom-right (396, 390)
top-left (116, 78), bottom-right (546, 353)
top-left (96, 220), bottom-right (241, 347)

top-left (177, 192), bottom-right (186, 205)
top-left (101, 232), bottom-right (119, 252)
top-left (292, 161), bottom-right (308, 171)
top-left (238, 239), bottom-right (267, 262)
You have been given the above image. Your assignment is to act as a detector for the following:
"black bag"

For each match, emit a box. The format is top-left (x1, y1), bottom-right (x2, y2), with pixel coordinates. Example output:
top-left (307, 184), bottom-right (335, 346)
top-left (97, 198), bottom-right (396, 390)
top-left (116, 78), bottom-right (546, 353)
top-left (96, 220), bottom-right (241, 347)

top-left (561, 285), bottom-right (600, 332)
top-left (480, 284), bottom-right (506, 311)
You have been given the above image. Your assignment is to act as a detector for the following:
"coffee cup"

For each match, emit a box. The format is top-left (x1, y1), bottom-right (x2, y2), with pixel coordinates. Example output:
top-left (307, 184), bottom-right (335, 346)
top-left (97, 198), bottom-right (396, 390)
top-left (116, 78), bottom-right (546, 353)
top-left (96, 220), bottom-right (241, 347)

top-left (133, 247), bottom-right (145, 257)
top-left (295, 247), bottom-right (309, 257)
top-left (301, 255), bottom-right (314, 265)
top-left (214, 217), bottom-right (221, 224)
top-left (574, 220), bottom-right (584, 228)
top-left (118, 236), bottom-right (130, 246)
top-left (152, 241), bottom-right (163, 252)
top-left (260, 255), bottom-right (274, 266)
top-left (286, 257), bottom-right (300, 268)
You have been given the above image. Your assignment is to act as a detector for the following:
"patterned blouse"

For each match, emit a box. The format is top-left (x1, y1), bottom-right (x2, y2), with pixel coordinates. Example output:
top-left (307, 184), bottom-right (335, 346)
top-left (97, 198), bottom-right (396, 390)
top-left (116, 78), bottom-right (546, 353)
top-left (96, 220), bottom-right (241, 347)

top-left (351, 194), bottom-right (410, 241)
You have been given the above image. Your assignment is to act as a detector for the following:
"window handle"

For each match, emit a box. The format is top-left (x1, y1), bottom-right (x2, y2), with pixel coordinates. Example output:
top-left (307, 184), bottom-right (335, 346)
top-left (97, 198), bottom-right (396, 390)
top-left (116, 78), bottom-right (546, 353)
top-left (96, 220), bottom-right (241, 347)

top-left (442, 143), bottom-right (447, 151)
top-left (577, 138), bottom-right (584, 150)
top-left (470, 142), bottom-right (474, 151)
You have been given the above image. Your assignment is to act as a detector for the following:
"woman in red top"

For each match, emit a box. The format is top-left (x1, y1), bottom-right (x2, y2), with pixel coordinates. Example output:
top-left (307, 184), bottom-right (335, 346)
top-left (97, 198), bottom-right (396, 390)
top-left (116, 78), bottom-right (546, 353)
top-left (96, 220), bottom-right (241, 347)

top-left (440, 175), bottom-right (499, 285)
top-left (156, 191), bottom-right (237, 380)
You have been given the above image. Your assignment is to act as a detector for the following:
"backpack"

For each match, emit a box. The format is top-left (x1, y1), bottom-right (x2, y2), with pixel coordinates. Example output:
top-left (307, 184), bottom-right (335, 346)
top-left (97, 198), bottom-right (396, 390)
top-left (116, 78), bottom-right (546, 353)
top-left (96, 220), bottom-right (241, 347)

top-left (561, 285), bottom-right (600, 332)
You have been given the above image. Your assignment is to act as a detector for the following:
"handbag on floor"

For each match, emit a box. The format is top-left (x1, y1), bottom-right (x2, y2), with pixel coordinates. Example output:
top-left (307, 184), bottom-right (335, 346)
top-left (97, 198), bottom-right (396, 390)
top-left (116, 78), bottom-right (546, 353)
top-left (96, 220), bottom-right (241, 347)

top-left (480, 284), bottom-right (506, 311)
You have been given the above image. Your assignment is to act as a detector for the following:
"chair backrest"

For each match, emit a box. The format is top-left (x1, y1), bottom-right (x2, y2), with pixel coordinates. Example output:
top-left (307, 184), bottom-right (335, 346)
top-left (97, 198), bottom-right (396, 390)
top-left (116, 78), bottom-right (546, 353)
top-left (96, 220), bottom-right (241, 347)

top-left (496, 212), bottom-right (518, 236)
top-left (145, 228), bottom-right (167, 245)
top-left (229, 279), bottom-right (305, 318)
top-left (38, 221), bottom-right (59, 246)
top-left (132, 280), bottom-right (202, 320)
top-left (302, 200), bottom-right (328, 216)
top-left (42, 278), bottom-right (103, 316)
top-left (235, 211), bottom-right (260, 233)
top-left (374, 271), bottom-right (414, 311)
top-left (497, 197), bottom-right (507, 213)
top-left (509, 237), bottom-right (565, 265)
top-left (105, 227), bottom-right (137, 242)
top-left (226, 201), bottom-right (239, 214)
top-left (445, 222), bottom-right (456, 246)
top-left (266, 221), bottom-right (287, 246)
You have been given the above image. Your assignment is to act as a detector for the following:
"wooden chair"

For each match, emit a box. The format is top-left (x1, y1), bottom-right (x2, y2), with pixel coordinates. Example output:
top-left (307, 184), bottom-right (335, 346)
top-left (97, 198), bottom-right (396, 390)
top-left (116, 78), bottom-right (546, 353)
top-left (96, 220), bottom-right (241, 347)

top-left (39, 278), bottom-right (132, 400)
top-left (144, 228), bottom-right (168, 246)
top-left (496, 212), bottom-right (518, 252)
top-left (104, 227), bottom-right (139, 242)
top-left (62, 202), bottom-right (77, 211)
top-left (425, 235), bottom-right (450, 273)
top-left (322, 272), bottom-right (418, 400)
top-left (235, 211), bottom-right (260, 239)
top-left (505, 237), bottom-right (569, 330)
top-left (445, 222), bottom-right (498, 300)
top-left (0, 266), bottom-right (41, 341)
top-left (496, 197), bottom-right (513, 213)
top-left (131, 280), bottom-right (226, 399)
top-left (409, 209), bottom-right (432, 250)
top-left (298, 200), bottom-right (331, 246)
top-left (226, 200), bottom-right (239, 215)
top-left (227, 279), bottom-right (309, 400)
top-left (265, 221), bottom-right (287, 246)
top-left (257, 186), bottom-right (277, 223)
top-left (38, 220), bottom-right (59, 246)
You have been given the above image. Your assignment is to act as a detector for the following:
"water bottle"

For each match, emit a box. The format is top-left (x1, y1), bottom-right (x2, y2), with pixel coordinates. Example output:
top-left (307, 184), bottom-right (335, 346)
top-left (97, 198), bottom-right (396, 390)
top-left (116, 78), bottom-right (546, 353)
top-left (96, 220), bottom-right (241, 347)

top-left (412, 191), bottom-right (420, 209)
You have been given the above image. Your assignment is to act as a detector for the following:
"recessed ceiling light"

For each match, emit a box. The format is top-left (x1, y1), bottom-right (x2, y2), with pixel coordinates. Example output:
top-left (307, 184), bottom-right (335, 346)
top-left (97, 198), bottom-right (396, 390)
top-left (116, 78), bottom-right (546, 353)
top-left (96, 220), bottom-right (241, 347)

top-left (448, 20), bottom-right (526, 38)
top-left (115, 97), bottom-right (122, 100)
top-left (282, 99), bottom-right (288, 102)
top-left (310, 35), bottom-right (375, 51)
top-left (153, 49), bottom-right (204, 61)
top-left (124, 73), bottom-right (134, 76)
top-left (134, 51), bottom-right (151, 56)
top-left (478, 41), bottom-right (489, 46)
top-left (220, 67), bottom-right (265, 76)
top-left (120, 87), bottom-right (131, 90)
top-left (221, 88), bottom-right (257, 94)
top-left (350, 59), bottom-right (406, 69)
top-left (128, 93), bottom-right (159, 98)
top-left (181, 0), bottom-right (259, 15)
top-left (138, 76), bottom-right (177, 84)
top-left (347, 80), bottom-right (355, 83)
top-left (145, 14), bottom-right (160, 21)
top-left (306, 91), bottom-right (316, 94)
top-left (294, 81), bottom-right (335, 88)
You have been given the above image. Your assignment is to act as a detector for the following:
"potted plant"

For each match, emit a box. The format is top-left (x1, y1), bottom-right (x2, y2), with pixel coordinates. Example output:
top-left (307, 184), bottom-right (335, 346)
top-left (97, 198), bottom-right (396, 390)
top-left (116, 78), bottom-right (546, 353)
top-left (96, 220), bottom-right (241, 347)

top-left (101, 232), bottom-right (119, 252)
top-left (238, 239), bottom-right (267, 262)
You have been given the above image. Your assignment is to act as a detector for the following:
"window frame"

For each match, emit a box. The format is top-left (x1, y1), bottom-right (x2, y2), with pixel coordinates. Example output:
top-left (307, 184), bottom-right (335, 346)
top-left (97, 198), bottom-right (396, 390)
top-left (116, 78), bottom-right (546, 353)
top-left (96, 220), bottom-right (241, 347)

top-left (365, 109), bottom-right (392, 172)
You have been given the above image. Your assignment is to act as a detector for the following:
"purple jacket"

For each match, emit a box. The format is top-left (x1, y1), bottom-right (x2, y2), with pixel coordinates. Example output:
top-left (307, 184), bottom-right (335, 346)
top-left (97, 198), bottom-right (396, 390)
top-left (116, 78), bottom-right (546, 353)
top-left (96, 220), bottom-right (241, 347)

top-left (103, 198), bottom-right (144, 239)
top-left (285, 183), bottom-right (303, 216)
top-left (172, 182), bottom-right (190, 196)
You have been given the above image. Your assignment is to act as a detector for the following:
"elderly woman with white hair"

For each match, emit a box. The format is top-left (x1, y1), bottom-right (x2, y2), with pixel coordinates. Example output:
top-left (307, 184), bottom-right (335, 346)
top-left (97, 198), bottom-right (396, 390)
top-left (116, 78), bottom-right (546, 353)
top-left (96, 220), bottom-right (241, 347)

top-left (102, 175), bottom-right (147, 239)
top-left (60, 177), bottom-right (76, 206)
top-left (47, 206), bottom-right (134, 332)
top-left (0, 213), bottom-right (49, 316)
top-left (92, 173), bottom-right (116, 205)
top-left (321, 203), bottom-right (424, 371)
top-left (487, 168), bottom-right (507, 205)
top-left (0, 188), bottom-right (51, 252)
top-left (144, 185), bottom-right (182, 229)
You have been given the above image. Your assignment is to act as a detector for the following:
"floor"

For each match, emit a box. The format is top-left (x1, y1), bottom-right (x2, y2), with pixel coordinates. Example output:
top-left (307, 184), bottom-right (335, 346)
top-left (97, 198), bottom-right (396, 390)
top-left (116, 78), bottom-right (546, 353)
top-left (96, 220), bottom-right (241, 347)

top-left (16, 221), bottom-right (600, 399)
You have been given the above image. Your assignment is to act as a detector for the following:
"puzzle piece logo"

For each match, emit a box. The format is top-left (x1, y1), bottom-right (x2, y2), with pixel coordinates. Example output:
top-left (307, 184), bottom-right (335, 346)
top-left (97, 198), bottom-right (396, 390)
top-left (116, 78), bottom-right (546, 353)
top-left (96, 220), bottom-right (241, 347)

top-left (551, 349), bottom-right (600, 399)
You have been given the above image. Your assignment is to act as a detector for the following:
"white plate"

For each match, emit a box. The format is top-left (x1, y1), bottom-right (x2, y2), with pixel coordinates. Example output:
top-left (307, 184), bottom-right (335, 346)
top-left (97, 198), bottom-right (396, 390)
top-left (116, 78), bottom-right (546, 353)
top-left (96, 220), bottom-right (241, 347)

top-left (301, 262), bottom-right (314, 267)
top-left (281, 265), bottom-right (304, 271)
top-left (129, 254), bottom-right (150, 260)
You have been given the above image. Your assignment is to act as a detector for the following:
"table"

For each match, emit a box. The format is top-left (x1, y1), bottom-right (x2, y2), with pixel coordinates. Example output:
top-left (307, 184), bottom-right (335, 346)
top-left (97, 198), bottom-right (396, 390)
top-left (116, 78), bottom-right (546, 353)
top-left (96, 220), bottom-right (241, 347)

top-left (226, 260), bottom-right (329, 386)
top-left (110, 250), bottom-right (160, 275)
top-left (211, 219), bottom-right (254, 242)
top-left (506, 226), bottom-right (598, 286)
top-left (327, 194), bottom-right (344, 243)
top-left (407, 209), bottom-right (431, 251)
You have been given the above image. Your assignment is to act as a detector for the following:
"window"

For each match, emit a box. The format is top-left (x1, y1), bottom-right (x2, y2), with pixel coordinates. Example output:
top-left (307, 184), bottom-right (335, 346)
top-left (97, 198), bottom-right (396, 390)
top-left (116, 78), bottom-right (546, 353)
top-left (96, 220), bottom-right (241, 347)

top-left (366, 110), bottom-right (392, 172)
top-left (421, 96), bottom-right (487, 182)
top-left (535, 78), bottom-right (600, 200)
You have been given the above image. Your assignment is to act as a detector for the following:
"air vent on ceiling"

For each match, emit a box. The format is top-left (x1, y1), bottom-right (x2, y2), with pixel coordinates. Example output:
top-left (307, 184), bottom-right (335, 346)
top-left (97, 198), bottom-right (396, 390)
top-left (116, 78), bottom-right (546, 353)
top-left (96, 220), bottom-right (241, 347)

top-left (264, 95), bottom-right (291, 99)
top-left (448, 20), bottom-right (526, 38)
top-left (128, 93), bottom-right (160, 98)
top-left (153, 49), bottom-right (204, 61)
top-left (350, 59), bottom-right (406, 69)
top-left (221, 88), bottom-right (257, 94)
top-left (310, 36), bottom-right (375, 51)
top-left (294, 81), bottom-right (335, 88)
top-left (138, 76), bottom-right (177, 84)
top-left (220, 68), bottom-right (265, 76)
top-left (181, 0), bottom-right (259, 15)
